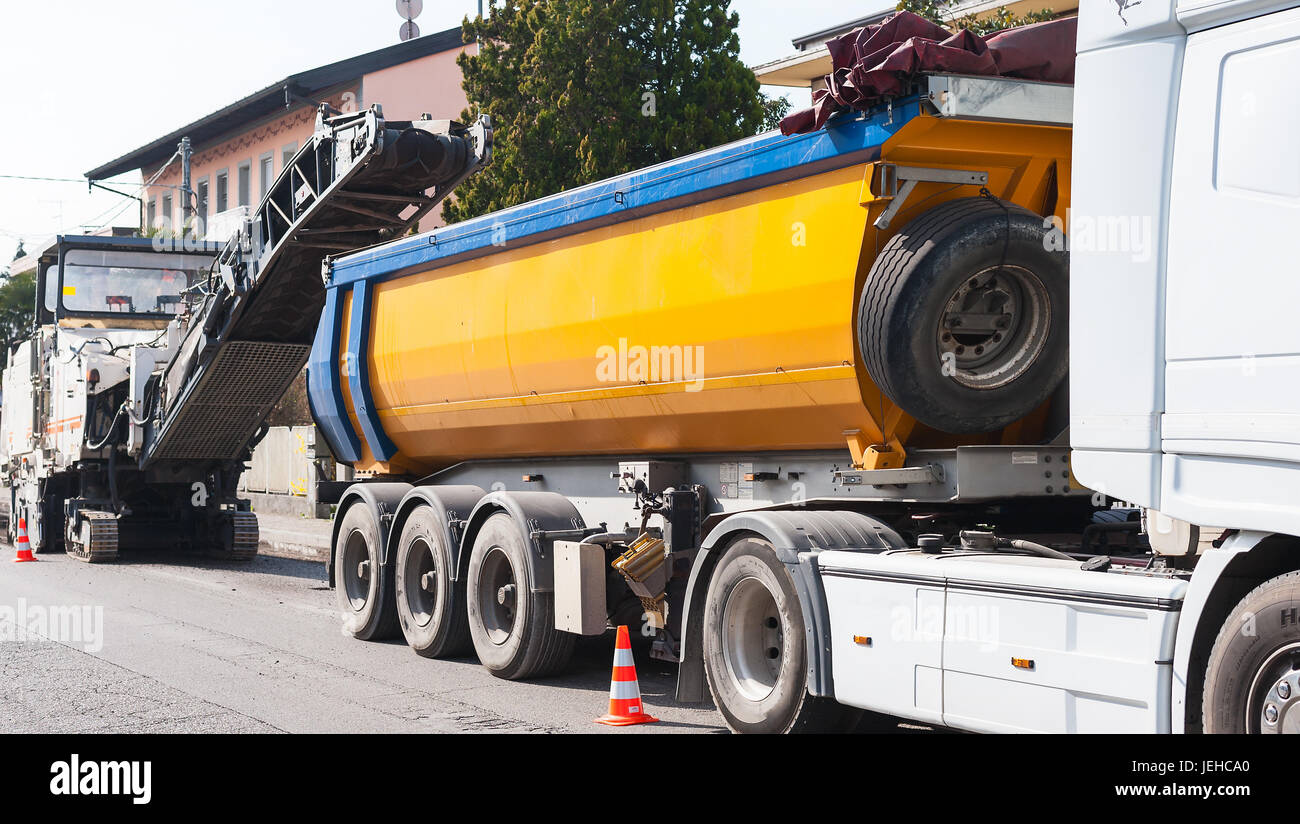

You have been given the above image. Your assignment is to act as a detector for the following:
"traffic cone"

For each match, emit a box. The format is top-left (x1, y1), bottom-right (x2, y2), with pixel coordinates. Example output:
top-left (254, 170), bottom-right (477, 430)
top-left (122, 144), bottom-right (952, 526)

top-left (12, 517), bottom-right (36, 563)
top-left (595, 624), bottom-right (658, 726)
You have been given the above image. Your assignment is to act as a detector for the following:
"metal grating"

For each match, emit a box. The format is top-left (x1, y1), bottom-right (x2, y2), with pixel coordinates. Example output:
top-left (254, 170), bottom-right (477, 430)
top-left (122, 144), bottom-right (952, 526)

top-left (149, 341), bottom-right (311, 462)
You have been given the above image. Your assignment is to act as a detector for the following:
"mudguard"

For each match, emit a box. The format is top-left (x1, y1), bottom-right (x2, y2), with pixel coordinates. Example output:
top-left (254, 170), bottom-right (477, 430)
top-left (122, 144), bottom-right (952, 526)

top-left (457, 490), bottom-right (588, 593)
top-left (386, 485), bottom-right (487, 583)
top-left (1171, 529), bottom-right (1279, 733)
top-left (326, 481), bottom-right (413, 588)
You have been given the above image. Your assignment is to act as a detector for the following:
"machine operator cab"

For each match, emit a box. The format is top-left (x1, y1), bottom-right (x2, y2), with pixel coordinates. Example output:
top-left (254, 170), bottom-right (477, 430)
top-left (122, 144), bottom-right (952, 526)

top-left (0, 234), bottom-right (222, 557)
top-left (1, 235), bottom-right (220, 485)
top-left (32, 235), bottom-right (218, 330)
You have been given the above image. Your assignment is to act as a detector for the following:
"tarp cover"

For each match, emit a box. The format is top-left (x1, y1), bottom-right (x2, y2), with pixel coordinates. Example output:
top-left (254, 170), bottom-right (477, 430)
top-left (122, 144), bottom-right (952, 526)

top-left (779, 11), bottom-right (1078, 135)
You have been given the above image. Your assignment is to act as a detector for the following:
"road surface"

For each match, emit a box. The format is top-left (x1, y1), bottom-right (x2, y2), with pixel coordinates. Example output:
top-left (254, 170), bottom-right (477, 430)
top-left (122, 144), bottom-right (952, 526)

top-left (0, 546), bottom-right (727, 733)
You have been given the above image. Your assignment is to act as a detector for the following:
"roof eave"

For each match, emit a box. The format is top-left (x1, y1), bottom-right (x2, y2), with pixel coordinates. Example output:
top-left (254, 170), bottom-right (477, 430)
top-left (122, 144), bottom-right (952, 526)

top-left (85, 25), bottom-right (472, 181)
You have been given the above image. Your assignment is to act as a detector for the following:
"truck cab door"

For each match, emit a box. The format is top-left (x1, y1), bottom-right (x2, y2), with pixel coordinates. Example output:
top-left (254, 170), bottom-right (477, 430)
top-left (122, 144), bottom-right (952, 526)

top-left (1161, 5), bottom-right (1300, 535)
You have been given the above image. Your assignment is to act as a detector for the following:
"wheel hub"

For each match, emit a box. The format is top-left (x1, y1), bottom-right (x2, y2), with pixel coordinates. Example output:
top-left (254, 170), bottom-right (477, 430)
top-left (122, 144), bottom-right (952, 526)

top-left (340, 530), bottom-right (371, 612)
top-left (937, 265), bottom-right (1050, 390)
top-left (403, 537), bottom-right (438, 628)
top-left (721, 576), bottom-right (784, 702)
top-left (1251, 643), bottom-right (1300, 733)
top-left (476, 547), bottom-right (518, 645)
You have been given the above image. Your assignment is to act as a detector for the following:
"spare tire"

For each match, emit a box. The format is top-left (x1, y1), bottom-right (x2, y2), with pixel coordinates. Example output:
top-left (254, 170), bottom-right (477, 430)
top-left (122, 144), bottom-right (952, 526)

top-left (858, 196), bottom-right (1068, 434)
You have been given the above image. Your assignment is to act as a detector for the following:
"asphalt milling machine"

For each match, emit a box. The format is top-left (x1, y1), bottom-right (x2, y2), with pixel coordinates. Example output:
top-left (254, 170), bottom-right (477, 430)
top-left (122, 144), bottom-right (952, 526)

top-left (0, 106), bottom-right (492, 562)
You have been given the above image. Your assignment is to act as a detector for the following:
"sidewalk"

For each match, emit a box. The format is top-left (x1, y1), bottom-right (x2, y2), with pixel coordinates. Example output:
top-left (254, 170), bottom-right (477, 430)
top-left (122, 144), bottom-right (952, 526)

top-left (255, 512), bottom-right (332, 563)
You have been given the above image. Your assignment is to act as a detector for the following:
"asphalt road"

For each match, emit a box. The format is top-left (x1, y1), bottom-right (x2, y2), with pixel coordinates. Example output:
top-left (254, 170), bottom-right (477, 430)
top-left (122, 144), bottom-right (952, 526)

top-left (0, 545), bottom-right (730, 734)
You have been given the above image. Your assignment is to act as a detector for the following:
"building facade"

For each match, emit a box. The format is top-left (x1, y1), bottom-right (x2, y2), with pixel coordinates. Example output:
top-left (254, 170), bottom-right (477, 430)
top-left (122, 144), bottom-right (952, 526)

top-left (86, 26), bottom-right (475, 240)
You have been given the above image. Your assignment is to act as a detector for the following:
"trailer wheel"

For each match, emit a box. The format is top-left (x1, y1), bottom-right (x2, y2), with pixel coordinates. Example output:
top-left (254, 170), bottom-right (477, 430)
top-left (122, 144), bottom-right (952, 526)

top-left (703, 537), bottom-right (859, 733)
top-left (394, 505), bottom-right (472, 658)
top-left (1204, 571), bottom-right (1300, 733)
top-left (859, 196), bottom-right (1068, 433)
top-left (466, 512), bottom-right (574, 679)
top-left (334, 503), bottom-right (399, 641)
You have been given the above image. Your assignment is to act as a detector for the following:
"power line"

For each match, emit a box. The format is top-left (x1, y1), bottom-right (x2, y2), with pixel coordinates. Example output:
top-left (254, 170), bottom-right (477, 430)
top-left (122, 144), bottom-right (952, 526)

top-left (0, 173), bottom-right (188, 191)
top-left (1, 143), bottom-right (187, 239)
top-left (79, 147), bottom-right (183, 232)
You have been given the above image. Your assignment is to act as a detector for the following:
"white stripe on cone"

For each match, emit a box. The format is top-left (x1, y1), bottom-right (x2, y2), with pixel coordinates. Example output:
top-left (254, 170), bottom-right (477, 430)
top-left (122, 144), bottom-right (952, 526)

top-left (613, 647), bottom-right (634, 667)
top-left (610, 679), bottom-right (642, 700)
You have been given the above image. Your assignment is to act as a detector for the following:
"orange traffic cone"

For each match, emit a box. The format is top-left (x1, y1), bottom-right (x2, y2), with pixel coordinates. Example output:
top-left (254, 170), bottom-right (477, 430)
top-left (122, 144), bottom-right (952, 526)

top-left (12, 517), bottom-right (36, 563)
top-left (595, 624), bottom-right (658, 726)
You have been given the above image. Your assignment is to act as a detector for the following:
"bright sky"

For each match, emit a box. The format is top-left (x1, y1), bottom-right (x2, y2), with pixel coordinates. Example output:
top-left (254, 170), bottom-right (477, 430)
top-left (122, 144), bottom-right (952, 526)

top-left (0, 0), bottom-right (893, 264)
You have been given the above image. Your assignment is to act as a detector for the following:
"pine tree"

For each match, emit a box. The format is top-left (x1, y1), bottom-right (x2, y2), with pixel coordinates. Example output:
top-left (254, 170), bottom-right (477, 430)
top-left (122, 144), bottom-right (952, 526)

top-left (444, 0), bottom-right (782, 224)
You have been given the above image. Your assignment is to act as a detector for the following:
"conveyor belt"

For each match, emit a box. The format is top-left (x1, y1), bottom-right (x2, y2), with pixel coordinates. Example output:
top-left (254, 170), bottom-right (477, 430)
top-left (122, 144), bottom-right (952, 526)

top-left (140, 106), bottom-right (491, 467)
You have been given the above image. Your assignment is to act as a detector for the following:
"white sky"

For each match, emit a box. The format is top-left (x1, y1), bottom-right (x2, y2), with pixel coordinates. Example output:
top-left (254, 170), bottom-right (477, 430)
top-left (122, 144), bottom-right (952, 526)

top-left (0, 0), bottom-right (892, 264)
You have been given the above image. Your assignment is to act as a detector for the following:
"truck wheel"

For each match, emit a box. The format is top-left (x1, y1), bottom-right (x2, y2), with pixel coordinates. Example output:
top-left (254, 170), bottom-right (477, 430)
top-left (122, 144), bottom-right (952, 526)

top-left (394, 505), bottom-right (472, 658)
top-left (1204, 571), bottom-right (1300, 733)
top-left (703, 537), bottom-right (860, 733)
top-left (334, 503), bottom-right (399, 641)
top-left (466, 512), bottom-right (574, 679)
top-left (859, 196), bottom-right (1068, 433)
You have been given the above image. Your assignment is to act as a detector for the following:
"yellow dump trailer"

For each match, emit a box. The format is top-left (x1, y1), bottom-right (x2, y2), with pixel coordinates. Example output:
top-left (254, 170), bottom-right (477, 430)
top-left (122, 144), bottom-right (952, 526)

top-left (317, 76), bottom-right (1088, 713)
top-left (309, 76), bottom-right (1071, 477)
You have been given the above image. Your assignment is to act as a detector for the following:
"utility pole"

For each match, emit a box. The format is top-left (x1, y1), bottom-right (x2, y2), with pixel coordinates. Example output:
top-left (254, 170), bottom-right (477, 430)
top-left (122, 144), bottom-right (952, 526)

top-left (179, 136), bottom-right (193, 232)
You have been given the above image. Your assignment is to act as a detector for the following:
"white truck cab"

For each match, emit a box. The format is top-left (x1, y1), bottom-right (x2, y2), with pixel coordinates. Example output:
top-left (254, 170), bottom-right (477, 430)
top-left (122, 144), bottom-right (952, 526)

top-left (718, 0), bottom-right (1300, 734)
top-left (1066, 0), bottom-right (1300, 731)
top-left (820, 0), bottom-right (1300, 734)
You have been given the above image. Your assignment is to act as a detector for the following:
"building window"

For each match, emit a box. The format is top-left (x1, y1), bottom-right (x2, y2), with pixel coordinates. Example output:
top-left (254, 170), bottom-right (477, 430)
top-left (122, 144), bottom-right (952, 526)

top-left (259, 152), bottom-right (274, 200)
top-left (238, 161), bottom-right (251, 208)
top-left (162, 194), bottom-right (173, 228)
top-left (147, 198), bottom-right (156, 229)
top-left (281, 143), bottom-right (297, 179)
top-left (195, 177), bottom-right (209, 229)
top-left (215, 170), bottom-right (229, 213)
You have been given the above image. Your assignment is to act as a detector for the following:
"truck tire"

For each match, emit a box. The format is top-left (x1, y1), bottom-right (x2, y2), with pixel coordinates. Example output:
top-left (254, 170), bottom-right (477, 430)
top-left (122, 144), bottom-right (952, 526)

top-left (334, 503), bottom-right (400, 641)
top-left (466, 512), bottom-right (574, 679)
top-left (1203, 571), bottom-right (1300, 733)
top-left (394, 505), bottom-right (472, 658)
top-left (703, 537), bottom-right (860, 733)
top-left (858, 196), bottom-right (1068, 433)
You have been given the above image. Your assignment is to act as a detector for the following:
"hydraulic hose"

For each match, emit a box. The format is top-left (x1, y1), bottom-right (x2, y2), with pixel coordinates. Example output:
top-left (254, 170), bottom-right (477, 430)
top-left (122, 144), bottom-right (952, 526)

top-left (85, 402), bottom-right (127, 451)
top-left (999, 538), bottom-right (1076, 562)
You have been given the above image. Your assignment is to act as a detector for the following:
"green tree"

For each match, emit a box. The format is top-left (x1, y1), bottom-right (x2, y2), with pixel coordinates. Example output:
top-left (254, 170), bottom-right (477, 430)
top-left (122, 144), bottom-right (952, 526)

top-left (444, 0), bottom-right (782, 223)
top-left (266, 369), bottom-right (314, 427)
top-left (0, 267), bottom-right (35, 352)
top-left (897, 0), bottom-right (1056, 36)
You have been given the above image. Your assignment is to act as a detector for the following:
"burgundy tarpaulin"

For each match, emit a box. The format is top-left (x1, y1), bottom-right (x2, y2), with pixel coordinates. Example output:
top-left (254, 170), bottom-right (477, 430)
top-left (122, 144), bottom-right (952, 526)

top-left (778, 11), bottom-right (1078, 135)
